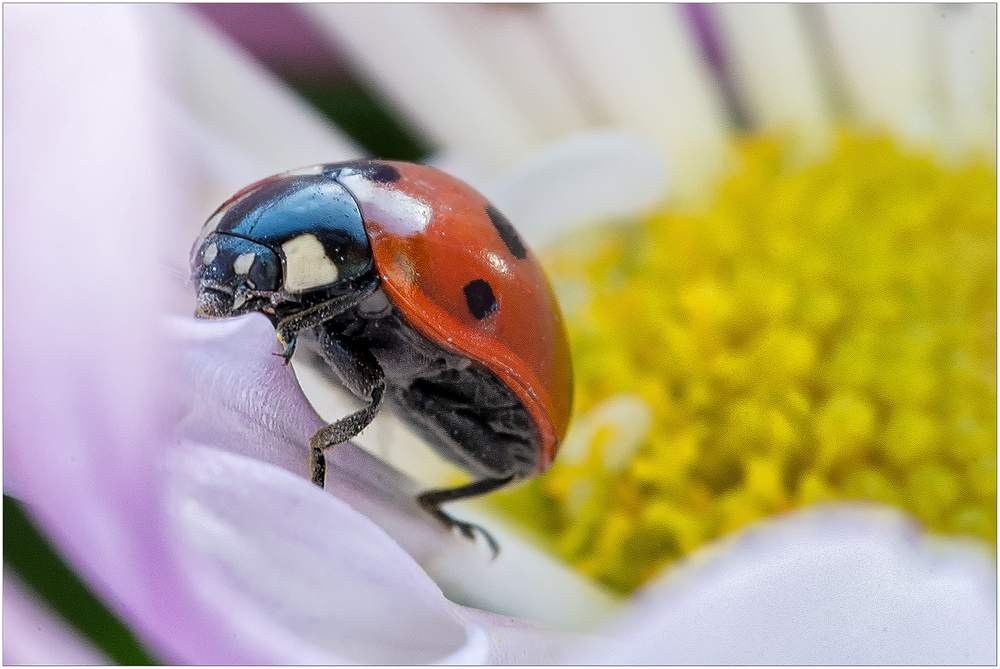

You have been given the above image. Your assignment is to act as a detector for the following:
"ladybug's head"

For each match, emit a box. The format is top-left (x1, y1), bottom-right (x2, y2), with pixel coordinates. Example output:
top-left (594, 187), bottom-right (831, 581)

top-left (191, 166), bottom-right (374, 320)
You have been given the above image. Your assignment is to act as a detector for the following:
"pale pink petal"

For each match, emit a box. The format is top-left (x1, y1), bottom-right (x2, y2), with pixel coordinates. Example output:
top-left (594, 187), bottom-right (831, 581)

top-left (454, 606), bottom-right (580, 665)
top-left (173, 315), bottom-right (321, 479)
top-left (166, 444), bottom-right (486, 664)
top-left (173, 313), bottom-right (619, 635)
top-left (2, 5), bottom-right (244, 663)
top-left (3, 5), bottom-right (502, 663)
top-left (2, 570), bottom-right (111, 666)
top-left (171, 313), bottom-right (467, 557)
top-left (570, 505), bottom-right (997, 664)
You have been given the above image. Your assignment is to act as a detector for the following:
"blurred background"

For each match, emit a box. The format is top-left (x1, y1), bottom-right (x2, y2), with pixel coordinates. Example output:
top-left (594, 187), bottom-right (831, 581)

top-left (5, 3), bottom-right (996, 663)
top-left (185, 3), bottom-right (995, 179)
top-left (193, 4), bottom-right (430, 162)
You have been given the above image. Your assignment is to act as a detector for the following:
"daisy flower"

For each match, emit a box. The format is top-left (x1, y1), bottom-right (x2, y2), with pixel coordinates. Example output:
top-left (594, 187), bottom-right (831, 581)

top-left (4, 4), bottom-right (995, 664)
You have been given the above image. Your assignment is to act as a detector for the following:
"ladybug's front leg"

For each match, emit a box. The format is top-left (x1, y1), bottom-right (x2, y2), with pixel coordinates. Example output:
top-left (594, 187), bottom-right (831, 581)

top-left (308, 331), bottom-right (385, 487)
top-left (273, 279), bottom-right (379, 365)
top-left (308, 386), bottom-right (383, 486)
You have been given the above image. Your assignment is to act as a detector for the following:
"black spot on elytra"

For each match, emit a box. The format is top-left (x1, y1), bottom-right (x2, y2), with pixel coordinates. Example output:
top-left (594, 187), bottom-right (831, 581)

top-left (323, 160), bottom-right (400, 183)
top-left (464, 279), bottom-right (498, 320)
top-left (486, 204), bottom-right (527, 260)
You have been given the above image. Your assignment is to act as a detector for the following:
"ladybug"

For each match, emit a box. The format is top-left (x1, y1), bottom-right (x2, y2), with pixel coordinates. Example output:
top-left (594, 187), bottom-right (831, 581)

top-left (191, 160), bottom-right (573, 553)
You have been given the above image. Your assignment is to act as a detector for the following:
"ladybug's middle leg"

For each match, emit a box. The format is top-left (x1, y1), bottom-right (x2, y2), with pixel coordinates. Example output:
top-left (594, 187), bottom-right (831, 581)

top-left (308, 330), bottom-right (385, 487)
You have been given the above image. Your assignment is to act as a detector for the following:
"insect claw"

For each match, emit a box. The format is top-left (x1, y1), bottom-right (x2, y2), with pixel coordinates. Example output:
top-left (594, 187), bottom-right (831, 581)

top-left (451, 519), bottom-right (501, 560)
top-left (273, 338), bottom-right (296, 365)
top-left (476, 525), bottom-right (502, 561)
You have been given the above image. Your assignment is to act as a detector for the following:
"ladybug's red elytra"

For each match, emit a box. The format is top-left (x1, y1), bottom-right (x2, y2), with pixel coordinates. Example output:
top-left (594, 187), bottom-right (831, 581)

top-left (191, 160), bottom-right (573, 553)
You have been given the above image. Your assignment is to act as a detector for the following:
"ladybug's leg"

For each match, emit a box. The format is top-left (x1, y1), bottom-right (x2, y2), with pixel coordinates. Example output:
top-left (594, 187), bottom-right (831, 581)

top-left (308, 331), bottom-right (385, 487)
top-left (417, 475), bottom-right (515, 558)
top-left (273, 278), bottom-right (378, 364)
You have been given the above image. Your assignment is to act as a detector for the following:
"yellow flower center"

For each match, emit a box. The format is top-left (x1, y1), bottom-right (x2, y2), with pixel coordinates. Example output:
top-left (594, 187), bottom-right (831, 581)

top-left (493, 130), bottom-right (997, 595)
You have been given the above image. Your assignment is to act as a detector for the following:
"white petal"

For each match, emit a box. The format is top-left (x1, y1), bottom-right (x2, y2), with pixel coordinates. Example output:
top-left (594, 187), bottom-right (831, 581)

top-left (454, 606), bottom-right (582, 664)
top-left (424, 507), bottom-right (621, 633)
top-left (482, 130), bottom-right (669, 249)
top-left (173, 314), bottom-right (320, 479)
top-left (3, 7), bottom-right (313, 662)
top-left (570, 504), bottom-right (997, 664)
top-left (147, 5), bottom-right (361, 178)
top-left (939, 4), bottom-right (997, 161)
top-left (821, 4), bottom-right (943, 146)
top-left (442, 5), bottom-right (594, 140)
top-left (306, 3), bottom-right (545, 172)
top-left (713, 4), bottom-right (832, 158)
top-left (542, 4), bottom-right (732, 200)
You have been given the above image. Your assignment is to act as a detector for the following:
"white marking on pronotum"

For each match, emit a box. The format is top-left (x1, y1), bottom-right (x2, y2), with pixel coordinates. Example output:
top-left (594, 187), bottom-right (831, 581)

top-left (233, 252), bottom-right (256, 275)
top-left (285, 164), bottom-right (325, 177)
top-left (281, 234), bottom-right (339, 292)
top-left (202, 242), bottom-right (218, 265)
top-left (340, 172), bottom-right (432, 234)
top-left (337, 172), bottom-right (377, 201)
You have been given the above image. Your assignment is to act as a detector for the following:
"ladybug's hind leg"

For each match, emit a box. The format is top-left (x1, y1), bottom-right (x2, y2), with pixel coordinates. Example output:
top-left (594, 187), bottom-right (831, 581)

top-left (417, 475), bottom-right (515, 558)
